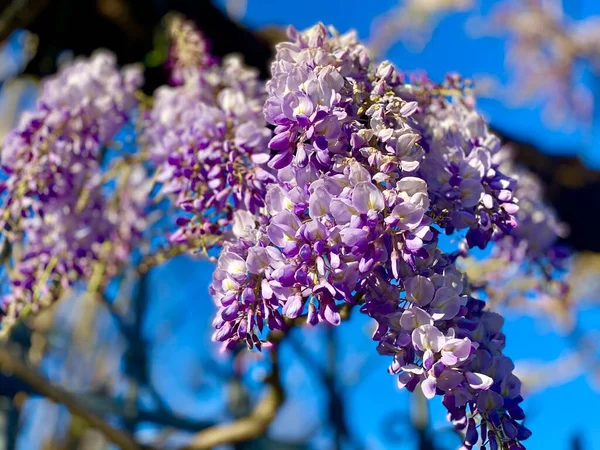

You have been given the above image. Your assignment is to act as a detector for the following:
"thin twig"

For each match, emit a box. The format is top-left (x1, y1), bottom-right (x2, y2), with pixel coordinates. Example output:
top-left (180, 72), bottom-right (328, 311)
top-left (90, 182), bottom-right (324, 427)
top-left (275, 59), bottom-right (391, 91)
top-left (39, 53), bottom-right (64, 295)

top-left (68, 392), bottom-right (214, 432)
top-left (135, 238), bottom-right (219, 275)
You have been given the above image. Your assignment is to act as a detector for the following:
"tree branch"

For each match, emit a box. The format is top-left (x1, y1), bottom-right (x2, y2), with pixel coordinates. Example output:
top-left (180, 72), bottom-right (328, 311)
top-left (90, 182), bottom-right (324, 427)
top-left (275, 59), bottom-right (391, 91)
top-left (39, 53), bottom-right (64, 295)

top-left (136, 238), bottom-right (219, 276)
top-left (72, 392), bottom-right (215, 432)
top-left (0, 0), bottom-right (48, 42)
top-left (179, 349), bottom-right (283, 450)
top-left (184, 304), bottom-right (358, 450)
top-left (325, 326), bottom-right (348, 450)
top-left (0, 346), bottom-right (142, 450)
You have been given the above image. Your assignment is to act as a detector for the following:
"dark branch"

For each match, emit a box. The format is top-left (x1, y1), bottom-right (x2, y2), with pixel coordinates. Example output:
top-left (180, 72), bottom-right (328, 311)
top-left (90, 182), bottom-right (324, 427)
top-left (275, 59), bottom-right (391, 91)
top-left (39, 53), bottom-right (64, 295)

top-left (179, 348), bottom-right (284, 450)
top-left (0, 346), bottom-right (142, 449)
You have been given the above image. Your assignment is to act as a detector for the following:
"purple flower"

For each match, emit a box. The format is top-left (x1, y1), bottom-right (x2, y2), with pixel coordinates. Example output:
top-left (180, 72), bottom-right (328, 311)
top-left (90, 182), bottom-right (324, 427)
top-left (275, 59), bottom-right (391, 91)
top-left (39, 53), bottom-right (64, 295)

top-left (387, 202), bottom-right (424, 230)
top-left (412, 324), bottom-right (445, 353)
top-left (352, 182), bottom-right (385, 214)
top-left (405, 276), bottom-right (435, 306)
top-left (146, 44), bottom-right (274, 245)
top-left (206, 23), bottom-right (532, 450)
top-left (1, 51), bottom-right (143, 326)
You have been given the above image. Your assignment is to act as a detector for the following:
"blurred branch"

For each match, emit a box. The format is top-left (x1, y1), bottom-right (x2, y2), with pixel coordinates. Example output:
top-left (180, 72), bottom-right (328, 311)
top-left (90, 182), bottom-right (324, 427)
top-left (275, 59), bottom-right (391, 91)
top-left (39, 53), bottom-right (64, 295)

top-left (325, 327), bottom-right (349, 450)
top-left (136, 239), bottom-right (217, 275)
top-left (180, 349), bottom-right (283, 450)
top-left (289, 328), bottom-right (352, 449)
top-left (0, 372), bottom-right (33, 397)
top-left (0, 346), bottom-right (142, 449)
top-left (94, 272), bottom-right (217, 433)
top-left (5, 398), bottom-right (19, 450)
top-left (74, 392), bottom-right (214, 432)
top-left (0, 0), bottom-right (48, 42)
top-left (572, 433), bottom-right (584, 450)
top-left (411, 391), bottom-right (435, 450)
top-left (0, 373), bottom-right (215, 432)
top-left (287, 310), bottom-right (359, 449)
top-left (122, 272), bottom-right (148, 433)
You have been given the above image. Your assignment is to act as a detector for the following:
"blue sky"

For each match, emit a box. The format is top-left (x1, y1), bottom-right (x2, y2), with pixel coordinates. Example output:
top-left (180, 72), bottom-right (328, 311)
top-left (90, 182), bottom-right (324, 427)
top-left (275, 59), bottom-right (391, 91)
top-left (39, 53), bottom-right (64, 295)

top-left (215, 1), bottom-right (600, 448)
top-left (135, 256), bottom-right (600, 449)
top-left (8, 2), bottom-right (600, 449)
top-left (231, 0), bottom-right (600, 168)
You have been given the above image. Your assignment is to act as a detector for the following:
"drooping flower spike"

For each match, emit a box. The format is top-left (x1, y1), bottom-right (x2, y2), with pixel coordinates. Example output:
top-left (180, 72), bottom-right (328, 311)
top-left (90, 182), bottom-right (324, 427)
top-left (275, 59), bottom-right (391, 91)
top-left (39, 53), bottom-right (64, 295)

top-left (210, 23), bottom-right (533, 449)
top-left (146, 19), bottom-right (274, 248)
top-left (0, 52), bottom-right (145, 326)
top-left (0, 16), bottom-right (573, 450)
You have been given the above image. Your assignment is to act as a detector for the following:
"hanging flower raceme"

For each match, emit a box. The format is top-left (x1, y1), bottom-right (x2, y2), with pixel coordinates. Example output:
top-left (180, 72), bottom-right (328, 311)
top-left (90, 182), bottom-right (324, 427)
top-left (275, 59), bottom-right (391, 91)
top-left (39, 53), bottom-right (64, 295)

top-left (0, 14), bottom-right (573, 449)
top-left (0, 51), bottom-right (144, 327)
top-left (165, 12), bottom-right (217, 86)
top-left (492, 145), bottom-right (568, 267)
top-left (210, 23), bottom-right (531, 449)
top-left (146, 18), bottom-right (274, 247)
top-left (395, 74), bottom-right (520, 251)
top-left (458, 145), bottom-right (572, 326)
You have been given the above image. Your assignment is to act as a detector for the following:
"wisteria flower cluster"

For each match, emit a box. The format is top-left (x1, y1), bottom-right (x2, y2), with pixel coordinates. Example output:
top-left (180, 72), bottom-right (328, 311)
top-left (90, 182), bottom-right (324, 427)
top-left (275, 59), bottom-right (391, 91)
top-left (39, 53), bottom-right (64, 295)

top-left (209, 24), bottom-right (535, 449)
top-left (404, 74), bottom-right (519, 251)
top-left (493, 145), bottom-right (568, 267)
top-left (459, 144), bottom-right (571, 327)
top-left (0, 51), bottom-right (146, 326)
top-left (0, 15), bottom-right (576, 450)
top-left (165, 13), bottom-right (217, 86)
top-left (145, 16), bottom-right (274, 248)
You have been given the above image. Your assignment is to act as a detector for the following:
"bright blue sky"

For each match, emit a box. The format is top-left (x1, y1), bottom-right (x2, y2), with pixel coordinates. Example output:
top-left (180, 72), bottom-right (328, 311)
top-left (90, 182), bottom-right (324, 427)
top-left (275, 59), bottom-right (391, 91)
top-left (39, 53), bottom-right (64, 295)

top-left (216, 1), bottom-right (600, 448)
top-left (232, 0), bottom-right (600, 169)
top-left (137, 1), bottom-right (600, 436)
top-left (9, 2), bottom-right (600, 449)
